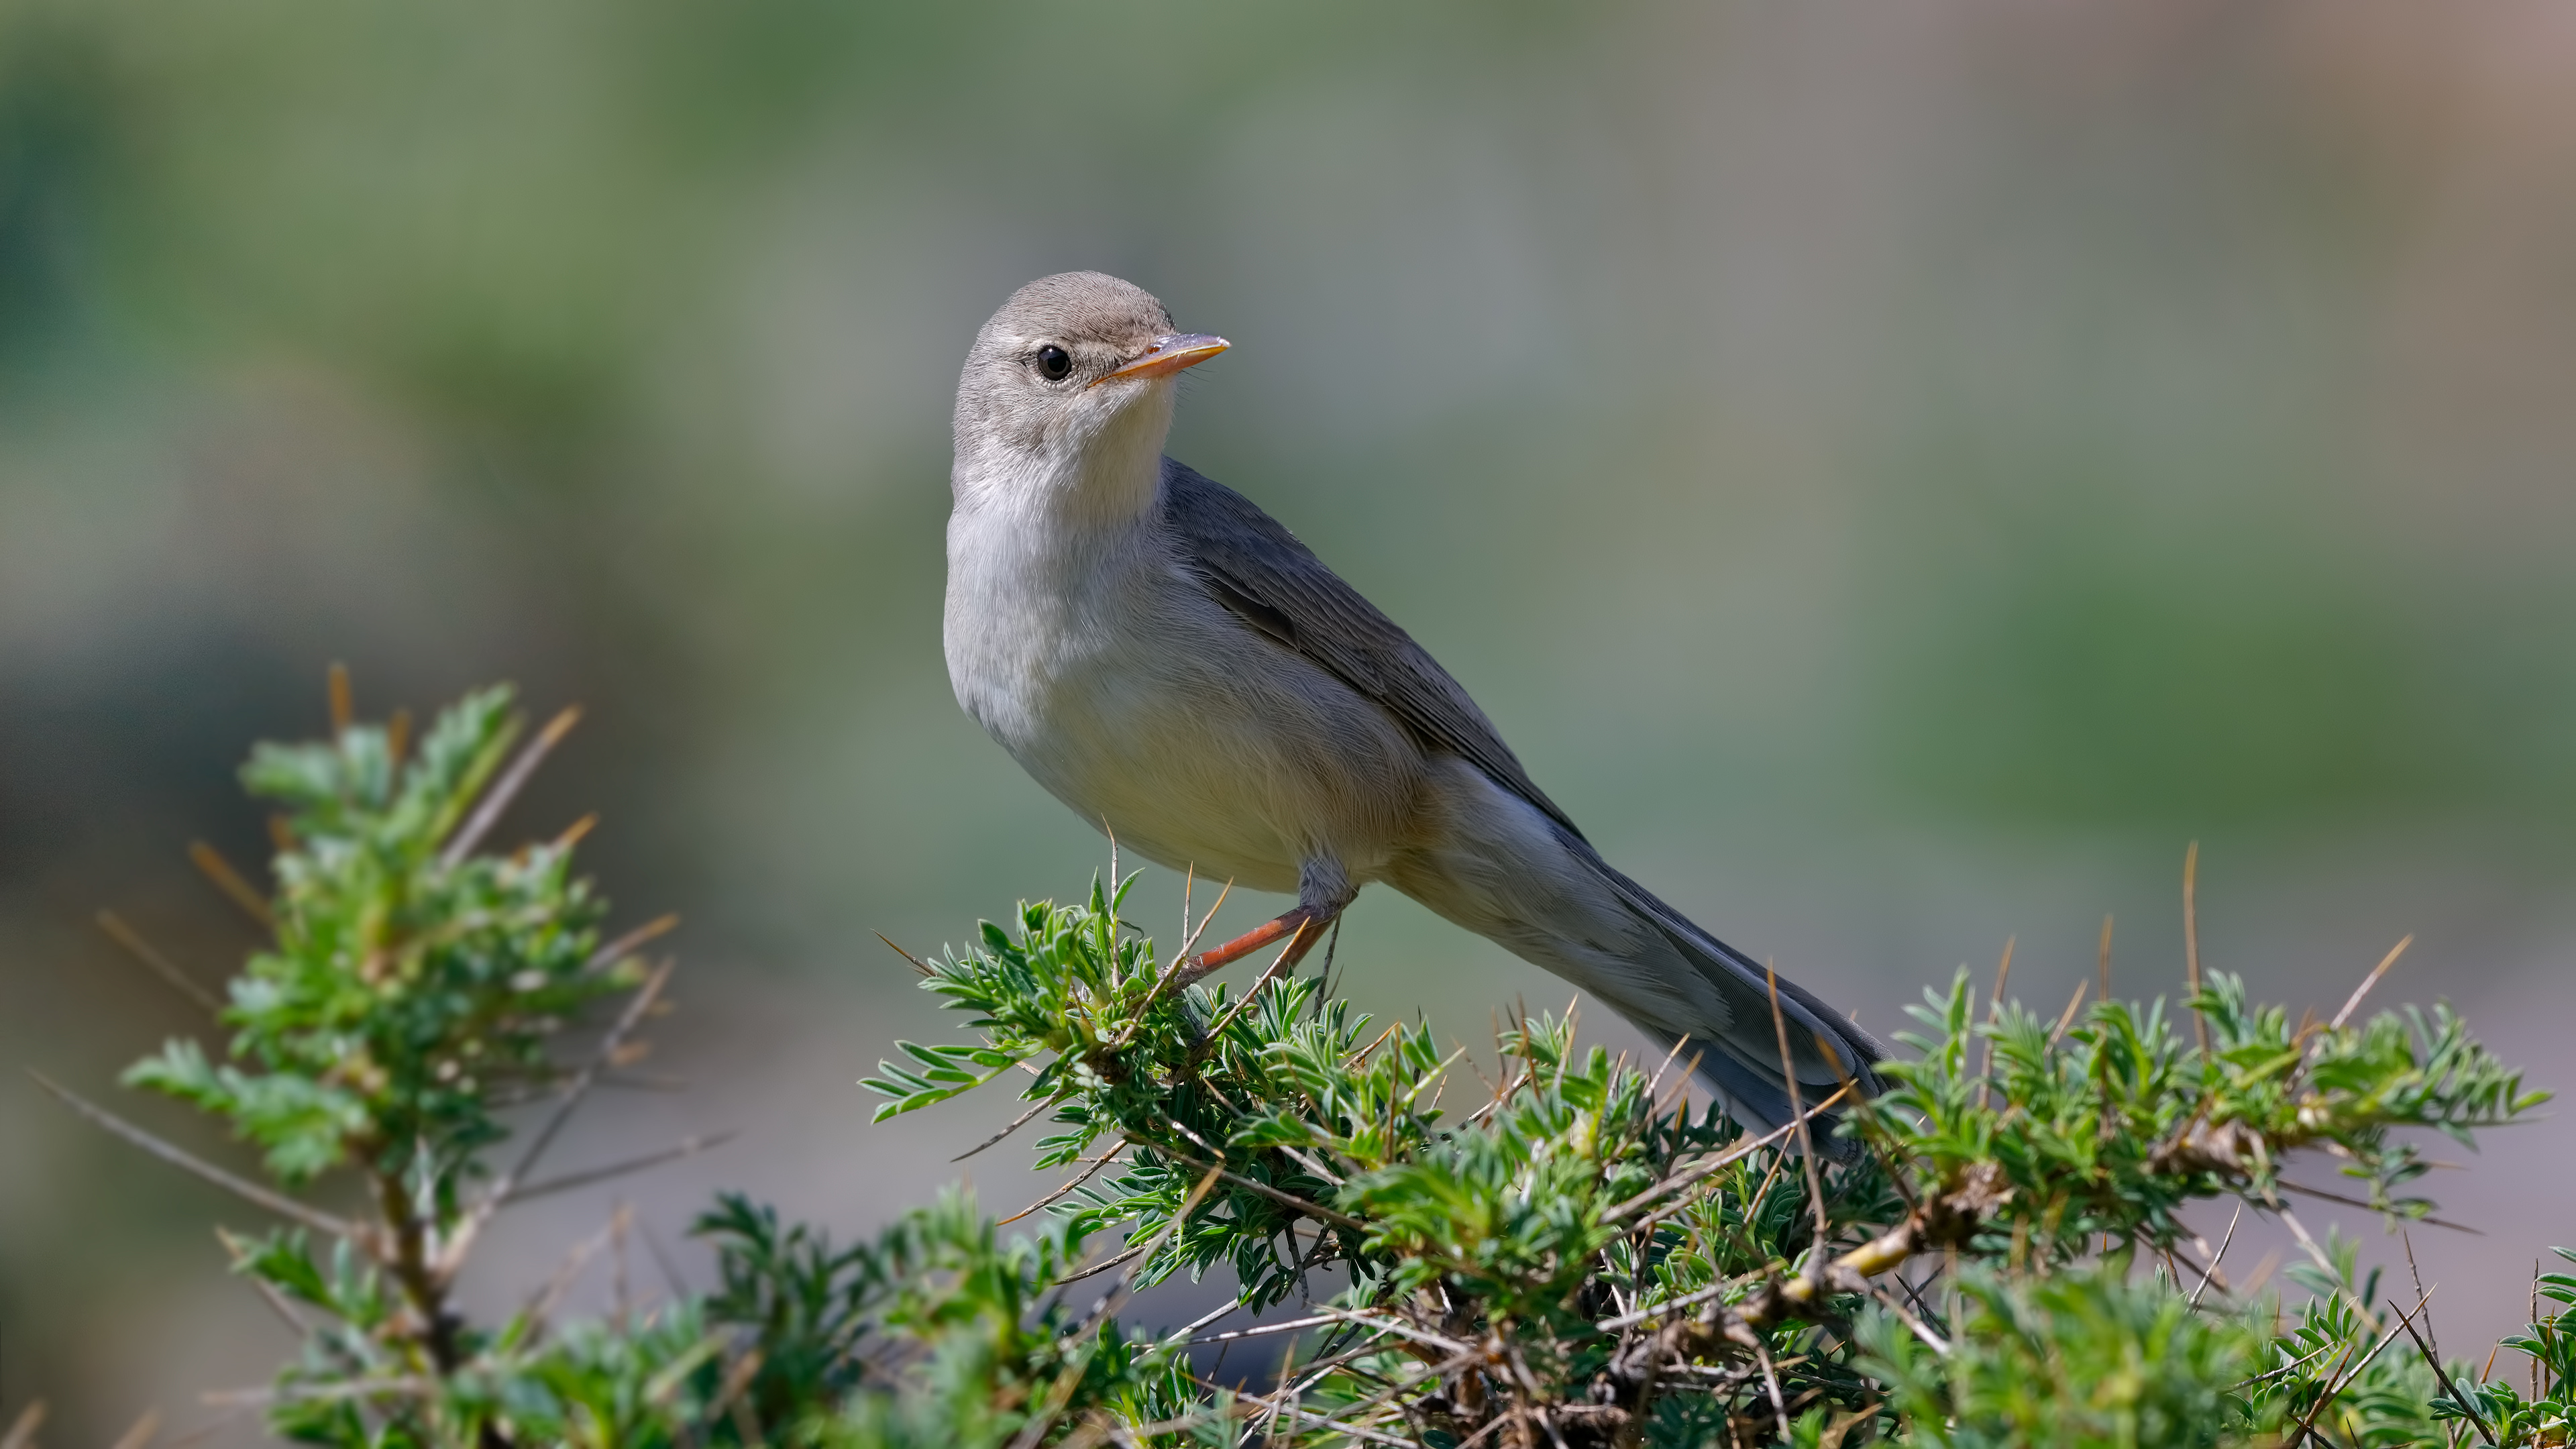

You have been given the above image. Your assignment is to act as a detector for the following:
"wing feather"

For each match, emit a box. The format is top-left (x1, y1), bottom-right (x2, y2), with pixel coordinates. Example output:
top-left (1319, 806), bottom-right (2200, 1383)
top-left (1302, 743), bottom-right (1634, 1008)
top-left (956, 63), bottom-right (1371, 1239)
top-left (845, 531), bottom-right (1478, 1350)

top-left (1157, 459), bottom-right (1585, 841)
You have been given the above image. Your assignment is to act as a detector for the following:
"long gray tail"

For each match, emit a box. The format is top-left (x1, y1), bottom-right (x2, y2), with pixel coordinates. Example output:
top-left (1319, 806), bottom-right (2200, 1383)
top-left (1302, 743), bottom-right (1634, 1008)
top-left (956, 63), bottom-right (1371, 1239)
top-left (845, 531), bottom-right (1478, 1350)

top-left (1562, 836), bottom-right (1886, 1140)
top-left (1383, 770), bottom-right (1885, 1141)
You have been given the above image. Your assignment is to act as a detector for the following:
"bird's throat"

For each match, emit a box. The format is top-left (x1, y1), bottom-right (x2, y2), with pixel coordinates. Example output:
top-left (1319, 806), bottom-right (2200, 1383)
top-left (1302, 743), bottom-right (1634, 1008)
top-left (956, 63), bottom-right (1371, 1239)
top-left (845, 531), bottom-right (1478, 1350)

top-left (1069, 384), bottom-right (1174, 528)
top-left (994, 380), bottom-right (1173, 535)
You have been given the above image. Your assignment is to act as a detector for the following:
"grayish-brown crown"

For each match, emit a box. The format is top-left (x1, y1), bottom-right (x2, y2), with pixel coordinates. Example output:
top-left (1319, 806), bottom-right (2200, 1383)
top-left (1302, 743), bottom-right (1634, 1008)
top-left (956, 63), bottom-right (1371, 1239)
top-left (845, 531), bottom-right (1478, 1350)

top-left (980, 272), bottom-right (1174, 353)
top-left (953, 272), bottom-right (1184, 474)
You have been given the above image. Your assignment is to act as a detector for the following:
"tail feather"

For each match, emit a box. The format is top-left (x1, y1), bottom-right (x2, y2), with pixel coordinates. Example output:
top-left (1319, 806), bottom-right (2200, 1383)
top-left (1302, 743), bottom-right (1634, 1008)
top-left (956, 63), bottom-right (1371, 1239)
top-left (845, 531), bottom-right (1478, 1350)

top-left (1380, 759), bottom-right (1882, 1145)
top-left (1572, 841), bottom-right (1884, 1140)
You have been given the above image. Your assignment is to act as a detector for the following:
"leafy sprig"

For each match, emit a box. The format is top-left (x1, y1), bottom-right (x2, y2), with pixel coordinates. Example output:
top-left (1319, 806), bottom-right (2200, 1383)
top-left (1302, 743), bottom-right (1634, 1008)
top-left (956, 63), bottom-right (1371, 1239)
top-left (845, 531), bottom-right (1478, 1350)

top-left (35, 681), bottom-right (2567, 1449)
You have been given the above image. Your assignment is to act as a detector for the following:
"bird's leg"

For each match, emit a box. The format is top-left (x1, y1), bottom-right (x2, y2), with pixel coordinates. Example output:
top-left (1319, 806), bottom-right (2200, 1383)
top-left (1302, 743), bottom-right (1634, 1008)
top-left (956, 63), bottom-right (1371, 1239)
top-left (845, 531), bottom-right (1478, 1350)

top-left (1169, 863), bottom-right (1354, 989)
top-left (1173, 908), bottom-right (1322, 985)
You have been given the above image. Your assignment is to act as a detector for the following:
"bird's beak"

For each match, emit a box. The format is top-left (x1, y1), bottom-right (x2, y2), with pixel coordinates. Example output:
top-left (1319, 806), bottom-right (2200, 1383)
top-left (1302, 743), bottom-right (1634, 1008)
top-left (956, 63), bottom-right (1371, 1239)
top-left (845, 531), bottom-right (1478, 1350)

top-left (1093, 333), bottom-right (1230, 386)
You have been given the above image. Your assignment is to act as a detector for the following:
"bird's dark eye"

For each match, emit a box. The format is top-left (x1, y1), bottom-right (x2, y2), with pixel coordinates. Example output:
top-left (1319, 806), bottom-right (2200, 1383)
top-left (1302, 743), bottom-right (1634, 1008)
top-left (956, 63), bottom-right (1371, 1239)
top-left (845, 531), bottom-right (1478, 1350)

top-left (1035, 344), bottom-right (1073, 381)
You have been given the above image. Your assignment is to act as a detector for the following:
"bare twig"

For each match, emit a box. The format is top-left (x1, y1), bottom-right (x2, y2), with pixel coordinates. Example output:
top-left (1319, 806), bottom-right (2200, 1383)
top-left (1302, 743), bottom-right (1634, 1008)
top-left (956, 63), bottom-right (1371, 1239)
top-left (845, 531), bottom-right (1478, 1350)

top-left (521, 1209), bottom-right (624, 1331)
top-left (2183, 842), bottom-right (2208, 1054)
top-left (188, 842), bottom-right (273, 928)
top-left (1001, 1147), bottom-right (1126, 1226)
top-left (1752, 1338), bottom-right (1792, 1446)
top-left (215, 1228), bottom-right (317, 1338)
top-left (2330, 936), bottom-right (2412, 1032)
top-left (553, 814), bottom-right (598, 852)
top-left (30, 1071), bottom-right (357, 1242)
top-left (713, 1348), bottom-right (768, 1449)
top-left (441, 959), bottom-right (674, 1275)
top-left (1, 1401), bottom-right (44, 1449)
top-left (1814, 1030), bottom-right (1917, 1218)
top-left (1051, 1240), bottom-right (1148, 1288)
top-left (1102, 875), bottom-right (1242, 1051)
top-left (2047, 980), bottom-right (2090, 1049)
top-left (2394, 1291), bottom-right (2497, 1448)
top-left (1766, 965), bottom-right (1830, 1289)
top-left (1316, 914), bottom-right (1346, 1010)
top-left (94, 911), bottom-right (223, 1016)
top-left (1307, 1306), bottom-right (1477, 1358)
top-left (2237, 1338), bottom-right (2343, 1391)
top-left (1162, 1298), bottom-right (1246, 1348)
top-left (1179, 877), bottom-right (1234, 961)
top-left (1640, 1034), bottom-right (1695, 1103)
top-left (2278, 1340), bottom-right (2364, 1449)
top-left (1286, 1350), bottom-right (1479, 1440)
top-left (640, 1216), bottom-right (693, 1302)
top-left (2275, 1179), bottom-right (2479, 1234)
top-left (1275, 1140), bottom-right (1347, 1189)
top-left (1869, 1282), bottom-right (1949, 1356)
top-left (596, 1071), bottom-right (690, 1093)
top-left (107, 1409), bottom-right (160, 1449)
top-left (1978, 936), bottom-right (2015, 1108)
top-left (1312, 1417), bottom-right (1427, 1449)
top-left (1189, 1312), bottom-right (1344, 1346)
top-left (2402, 1233), bottom-right (2443, 1372)
top-left (588, 914), bottom-right (680, 975)
top-left (1446, 1406), bottom-right (1518, 1449)
top-left (2190, 1203), bottom-right (2242, 1308)
top-left (2277, 1209), bottom-right (2372, 1330)
top-left (1010, 1165), bottom-right (1226, 1449)
top-left (1596, 1275), bottom-right (1744, 1334)
top-left (1648, 1046), bottom-right (1706, 1126)
top-left (201, 1377), bottom-right (432, 1408)
top-left (327, 663), bottom-right (354, 734)
top-left (502, 1130), bottom-right (739, 1205)
top-left (1346, 1020), bottom-right (1403, 1069)
top-left (1603, 1085), bottom-right (1851, 1221)
top-left (1161, 1150), bottom-right (1368, 1231)
top-left (2238, 1248), bottom-right (2282, 1299)
top-left (2286, 1289), bottom-right (2431, 1449)
top-left (2097, 913), bottom-right (2114, 1008)
top-left (438, 704), bottom-right (580, 869)
top-left (612, 1193), bottom-right (637, 1325)
top-left (872, 932), bottom-right (933, 977)
top-left (955, 1096), bottom-right (1053, 1163)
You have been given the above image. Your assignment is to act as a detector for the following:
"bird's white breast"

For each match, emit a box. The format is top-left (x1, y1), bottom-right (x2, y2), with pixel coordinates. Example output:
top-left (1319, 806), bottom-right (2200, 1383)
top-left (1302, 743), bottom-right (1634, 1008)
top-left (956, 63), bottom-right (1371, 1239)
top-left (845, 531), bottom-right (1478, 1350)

top-left (943, 477), bottom-right (1418, 894)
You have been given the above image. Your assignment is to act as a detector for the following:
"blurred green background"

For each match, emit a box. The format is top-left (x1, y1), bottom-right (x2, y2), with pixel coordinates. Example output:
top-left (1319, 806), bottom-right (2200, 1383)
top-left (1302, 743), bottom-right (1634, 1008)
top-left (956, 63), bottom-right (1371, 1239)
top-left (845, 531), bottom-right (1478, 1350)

top-left (6, 1), bottom-right (2575, 1440)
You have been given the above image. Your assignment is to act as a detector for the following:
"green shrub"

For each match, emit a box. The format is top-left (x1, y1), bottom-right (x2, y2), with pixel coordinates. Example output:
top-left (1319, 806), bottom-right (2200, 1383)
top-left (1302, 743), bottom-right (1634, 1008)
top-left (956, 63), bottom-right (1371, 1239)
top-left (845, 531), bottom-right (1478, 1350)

top-left (23, 680), bottom-right (2569, 1448)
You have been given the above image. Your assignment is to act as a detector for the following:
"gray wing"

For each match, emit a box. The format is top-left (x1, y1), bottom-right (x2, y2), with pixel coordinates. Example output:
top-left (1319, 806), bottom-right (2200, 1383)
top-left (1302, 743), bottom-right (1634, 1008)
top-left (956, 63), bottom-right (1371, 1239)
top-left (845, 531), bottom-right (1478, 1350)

top-left (1157, 458), bottom-right (1585, 841)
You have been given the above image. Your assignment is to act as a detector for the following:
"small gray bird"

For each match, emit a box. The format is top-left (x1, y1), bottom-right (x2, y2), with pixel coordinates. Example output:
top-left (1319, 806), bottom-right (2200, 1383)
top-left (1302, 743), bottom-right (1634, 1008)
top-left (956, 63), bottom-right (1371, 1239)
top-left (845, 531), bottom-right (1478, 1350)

top-left (945, 271), bottom-right (1882, 1133)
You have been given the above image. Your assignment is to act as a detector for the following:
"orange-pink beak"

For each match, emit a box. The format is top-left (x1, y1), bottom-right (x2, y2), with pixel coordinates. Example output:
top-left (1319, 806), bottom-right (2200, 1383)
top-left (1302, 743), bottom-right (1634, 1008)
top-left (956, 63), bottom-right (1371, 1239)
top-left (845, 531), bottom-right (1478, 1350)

top-left (1093, 333), bottom-right (1230, 386)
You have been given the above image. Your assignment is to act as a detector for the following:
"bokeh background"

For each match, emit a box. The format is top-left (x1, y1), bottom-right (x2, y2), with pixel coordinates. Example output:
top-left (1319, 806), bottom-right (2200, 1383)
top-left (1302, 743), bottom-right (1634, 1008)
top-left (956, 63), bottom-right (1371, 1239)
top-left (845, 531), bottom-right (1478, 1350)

top-left (6, 1), bottom-right (2575, 1440)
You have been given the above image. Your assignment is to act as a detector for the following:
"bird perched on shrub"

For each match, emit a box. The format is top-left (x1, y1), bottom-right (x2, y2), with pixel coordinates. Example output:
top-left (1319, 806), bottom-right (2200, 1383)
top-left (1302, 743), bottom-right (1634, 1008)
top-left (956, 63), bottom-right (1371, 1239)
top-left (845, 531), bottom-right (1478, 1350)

top-left (942, 270), bottom-right (1880, 1134)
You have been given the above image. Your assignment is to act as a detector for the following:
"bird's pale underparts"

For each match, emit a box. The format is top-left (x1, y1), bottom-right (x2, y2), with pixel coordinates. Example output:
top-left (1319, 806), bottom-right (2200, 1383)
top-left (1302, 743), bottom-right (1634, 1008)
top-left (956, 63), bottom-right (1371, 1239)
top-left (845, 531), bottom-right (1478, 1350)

top-left (1093, 332), bottom-right (1230, 386)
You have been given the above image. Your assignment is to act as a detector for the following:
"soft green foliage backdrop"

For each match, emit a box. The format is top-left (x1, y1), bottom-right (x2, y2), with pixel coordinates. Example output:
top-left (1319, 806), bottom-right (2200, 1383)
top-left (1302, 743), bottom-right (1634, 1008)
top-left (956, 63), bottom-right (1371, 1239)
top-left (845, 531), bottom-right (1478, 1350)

top-left (5, 2), bottom-right (2575, 1442)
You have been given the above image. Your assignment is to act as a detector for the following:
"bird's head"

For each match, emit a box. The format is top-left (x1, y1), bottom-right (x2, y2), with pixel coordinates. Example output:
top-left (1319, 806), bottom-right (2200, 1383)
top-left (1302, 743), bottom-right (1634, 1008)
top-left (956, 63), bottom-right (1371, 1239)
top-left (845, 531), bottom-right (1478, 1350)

top-left (952, 272), bottom-right (1228, 514)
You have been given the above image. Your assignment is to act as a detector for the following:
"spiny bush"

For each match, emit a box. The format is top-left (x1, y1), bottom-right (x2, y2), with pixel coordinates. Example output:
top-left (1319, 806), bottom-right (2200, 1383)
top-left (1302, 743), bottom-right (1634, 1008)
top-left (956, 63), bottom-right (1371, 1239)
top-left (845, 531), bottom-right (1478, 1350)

top-left (15, 680), bottom-right (2567, 1449)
